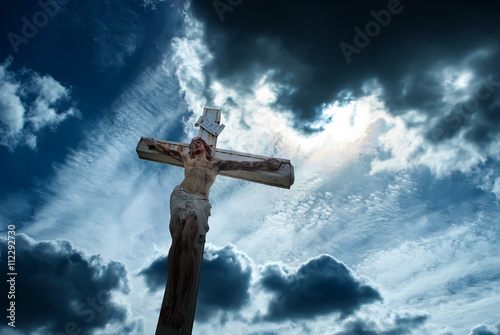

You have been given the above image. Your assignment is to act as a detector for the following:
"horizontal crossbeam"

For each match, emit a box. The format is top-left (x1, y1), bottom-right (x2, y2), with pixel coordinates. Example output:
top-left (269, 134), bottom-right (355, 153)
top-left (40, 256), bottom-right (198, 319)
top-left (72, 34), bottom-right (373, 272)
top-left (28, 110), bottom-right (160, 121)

top-left (136, 138), bottom-right (295, 189)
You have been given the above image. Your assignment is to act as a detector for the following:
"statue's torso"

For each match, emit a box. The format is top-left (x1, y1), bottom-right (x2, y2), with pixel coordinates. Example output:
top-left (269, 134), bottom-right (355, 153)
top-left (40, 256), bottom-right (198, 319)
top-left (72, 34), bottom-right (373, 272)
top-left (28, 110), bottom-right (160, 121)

top-left (180, 157), bottom-right (218, 198)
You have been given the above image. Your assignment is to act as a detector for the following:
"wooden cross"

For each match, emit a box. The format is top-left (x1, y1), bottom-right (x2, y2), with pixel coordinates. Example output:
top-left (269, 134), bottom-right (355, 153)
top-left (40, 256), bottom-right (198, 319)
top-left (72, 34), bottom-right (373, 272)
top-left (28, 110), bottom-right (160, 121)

top-left (136, 108), bottom-right (294, 335)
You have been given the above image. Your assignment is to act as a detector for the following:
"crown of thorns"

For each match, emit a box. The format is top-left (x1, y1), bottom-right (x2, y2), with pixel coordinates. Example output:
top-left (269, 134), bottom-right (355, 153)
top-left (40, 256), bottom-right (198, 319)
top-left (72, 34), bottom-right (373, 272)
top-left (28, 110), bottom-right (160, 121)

top-left (189, 137), bottom-right (212, 160)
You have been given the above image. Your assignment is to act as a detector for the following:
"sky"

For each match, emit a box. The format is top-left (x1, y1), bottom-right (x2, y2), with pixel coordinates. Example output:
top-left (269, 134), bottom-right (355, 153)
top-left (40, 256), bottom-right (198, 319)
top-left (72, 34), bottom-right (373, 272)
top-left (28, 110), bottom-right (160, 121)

top-left (1, 0), bottom-right (500, 334)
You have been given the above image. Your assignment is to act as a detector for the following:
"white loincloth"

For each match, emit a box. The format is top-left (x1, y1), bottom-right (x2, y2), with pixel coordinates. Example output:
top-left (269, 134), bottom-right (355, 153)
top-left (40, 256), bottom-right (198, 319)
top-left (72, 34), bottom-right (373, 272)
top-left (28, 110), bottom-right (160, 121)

top-left (169, 185), bottom-right (211, 249)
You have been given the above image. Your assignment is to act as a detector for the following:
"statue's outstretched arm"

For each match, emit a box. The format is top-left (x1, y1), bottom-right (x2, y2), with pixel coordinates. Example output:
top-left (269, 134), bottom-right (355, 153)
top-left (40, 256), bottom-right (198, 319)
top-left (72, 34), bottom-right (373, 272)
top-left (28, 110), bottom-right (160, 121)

top-left (218, 158), bottom-right (282, 171)
top-left (145, 137), bottom-right (184, 162)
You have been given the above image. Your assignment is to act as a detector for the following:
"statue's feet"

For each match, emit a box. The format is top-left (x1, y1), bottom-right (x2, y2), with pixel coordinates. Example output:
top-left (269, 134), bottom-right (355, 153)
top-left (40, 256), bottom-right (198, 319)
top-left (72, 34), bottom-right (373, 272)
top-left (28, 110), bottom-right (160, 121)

top-left (160, 304), bottom-right (169, 324)
top-left (171, 303), bottom-right (185, 329)
top-left (160, 297), bottom-right (176, 325)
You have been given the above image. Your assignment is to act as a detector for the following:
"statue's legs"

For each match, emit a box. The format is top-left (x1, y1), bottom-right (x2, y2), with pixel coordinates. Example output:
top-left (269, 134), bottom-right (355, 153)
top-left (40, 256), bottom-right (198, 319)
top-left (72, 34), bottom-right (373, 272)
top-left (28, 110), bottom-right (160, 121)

top-left (161, 212), bottom-right (182, 325)
top-left (171, 211), bottom-right (198, 329)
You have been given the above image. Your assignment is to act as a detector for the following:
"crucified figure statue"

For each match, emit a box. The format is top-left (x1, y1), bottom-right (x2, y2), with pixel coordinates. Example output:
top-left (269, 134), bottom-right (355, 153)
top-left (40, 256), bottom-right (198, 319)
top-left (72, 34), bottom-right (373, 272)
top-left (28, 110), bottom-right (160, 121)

top-left (146, 136), bottom-right (282, 329)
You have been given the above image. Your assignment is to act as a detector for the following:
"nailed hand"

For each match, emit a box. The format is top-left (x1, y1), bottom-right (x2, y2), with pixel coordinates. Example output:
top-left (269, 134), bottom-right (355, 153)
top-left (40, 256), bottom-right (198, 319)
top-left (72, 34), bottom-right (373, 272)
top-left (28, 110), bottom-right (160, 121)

top-left (266, 158), bottom-right (282, 171)
top-left (146, 137), bottom-right (159, 148)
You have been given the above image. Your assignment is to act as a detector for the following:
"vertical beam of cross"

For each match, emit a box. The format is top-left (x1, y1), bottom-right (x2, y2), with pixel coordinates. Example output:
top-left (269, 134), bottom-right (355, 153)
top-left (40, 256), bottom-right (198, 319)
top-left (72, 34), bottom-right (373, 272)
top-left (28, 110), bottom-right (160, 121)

top-left (155, 108), bottom-right (223, 335)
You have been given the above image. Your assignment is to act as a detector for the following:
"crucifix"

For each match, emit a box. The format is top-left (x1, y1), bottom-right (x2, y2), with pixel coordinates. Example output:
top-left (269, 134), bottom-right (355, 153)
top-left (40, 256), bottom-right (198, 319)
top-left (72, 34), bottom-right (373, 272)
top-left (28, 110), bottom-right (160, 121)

top-left (136, 107), bottom-right (294, 335)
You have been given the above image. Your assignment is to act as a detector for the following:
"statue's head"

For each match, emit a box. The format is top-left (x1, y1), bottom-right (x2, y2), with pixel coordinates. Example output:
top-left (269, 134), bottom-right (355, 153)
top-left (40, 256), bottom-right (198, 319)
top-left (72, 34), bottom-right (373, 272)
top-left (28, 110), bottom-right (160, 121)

top-left (189, 137), bottom-right (213, 160)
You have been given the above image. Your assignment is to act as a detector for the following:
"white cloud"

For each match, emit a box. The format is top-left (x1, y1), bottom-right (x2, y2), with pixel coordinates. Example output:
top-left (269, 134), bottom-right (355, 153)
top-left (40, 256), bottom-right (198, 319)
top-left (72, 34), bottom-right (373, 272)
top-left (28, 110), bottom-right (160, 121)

top-left (171, 17), bottom-right (211, 114)
top-left (141, 0), bottom-right (167, 9)
top-left (0, 58), bottom-right (78, 150)
top-left (29, 100), bottom-right (77, 131)
top-left (35, 75), bottom-right (69, 103)
top-left (356, 220), bottom-right (500, 335)
top-left (370, 113), bottom-right (491, 178)
top-left (491, 177), bottom-right (500, 200)
top-left (0, 79), bottom-right (25, 134)
top-left (367, 52), bottom-right (500, 195)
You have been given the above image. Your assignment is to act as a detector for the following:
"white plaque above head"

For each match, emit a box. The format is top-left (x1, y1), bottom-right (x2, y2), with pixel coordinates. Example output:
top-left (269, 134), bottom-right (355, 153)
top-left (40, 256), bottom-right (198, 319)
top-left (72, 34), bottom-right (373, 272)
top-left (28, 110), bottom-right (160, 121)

top-left (195, 115), bottom-right (225, 136)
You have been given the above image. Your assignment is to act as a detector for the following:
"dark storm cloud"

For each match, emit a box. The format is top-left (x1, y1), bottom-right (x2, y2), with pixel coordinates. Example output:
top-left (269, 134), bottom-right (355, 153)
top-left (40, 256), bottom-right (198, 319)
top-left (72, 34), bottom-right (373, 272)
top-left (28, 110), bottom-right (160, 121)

top-left (0, 234), bottom-right (140, 335)
top-left (334, 312), bottom-right (428, 335)
top-left (258, 255), bottom-right (381, 321)
top-left (139, 244), bottom-right (252, 321)
top-left (197, 244), bottom-right (252, 320)
top-left (426, 73), bottom-right (500, 145)
top-left (468, 322), bottom-right (500, 335)
top-left (189, 0), bottom-right (500, 139)
top-left (138, 254), bottom-right (169, 292)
